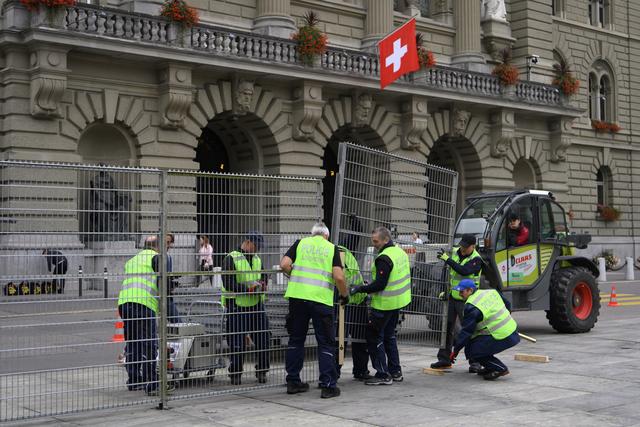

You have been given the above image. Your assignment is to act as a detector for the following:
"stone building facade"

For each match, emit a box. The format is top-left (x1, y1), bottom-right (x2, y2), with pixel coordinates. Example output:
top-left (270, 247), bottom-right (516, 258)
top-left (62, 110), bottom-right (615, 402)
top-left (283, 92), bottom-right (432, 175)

top-left (0, 0), bottom-right (638, 260)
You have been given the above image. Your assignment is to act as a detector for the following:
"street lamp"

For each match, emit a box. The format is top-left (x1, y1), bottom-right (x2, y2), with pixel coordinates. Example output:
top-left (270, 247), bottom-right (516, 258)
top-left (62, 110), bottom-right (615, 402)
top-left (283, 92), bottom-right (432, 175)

top-left (525, 55), bottom-right (540, 81)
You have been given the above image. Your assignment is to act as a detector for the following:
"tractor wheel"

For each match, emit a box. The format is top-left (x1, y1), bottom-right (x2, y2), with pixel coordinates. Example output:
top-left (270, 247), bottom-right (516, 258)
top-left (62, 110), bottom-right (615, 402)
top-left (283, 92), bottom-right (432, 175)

top-left (546, 267), bottom-right (600, 333)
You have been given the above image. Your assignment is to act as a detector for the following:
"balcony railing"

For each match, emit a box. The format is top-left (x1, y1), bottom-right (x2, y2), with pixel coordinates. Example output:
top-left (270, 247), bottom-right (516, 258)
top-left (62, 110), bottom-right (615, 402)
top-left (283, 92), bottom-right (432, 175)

top-left (51, 4), bottom-right (562, 106)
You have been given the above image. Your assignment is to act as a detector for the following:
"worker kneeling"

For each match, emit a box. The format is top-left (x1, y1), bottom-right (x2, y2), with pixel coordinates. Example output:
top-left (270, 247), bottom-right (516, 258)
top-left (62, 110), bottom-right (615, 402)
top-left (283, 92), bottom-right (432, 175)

top-left (450, 279), bottom-right (520, 380)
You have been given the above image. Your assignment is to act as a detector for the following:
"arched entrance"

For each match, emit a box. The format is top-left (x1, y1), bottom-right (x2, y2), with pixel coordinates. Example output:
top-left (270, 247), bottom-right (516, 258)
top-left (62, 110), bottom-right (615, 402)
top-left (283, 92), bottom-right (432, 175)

top-left (513, 158), bottom-right (539, 189)
top-left (427, 135), bottom-right (483, 217)
top-left (322, 125), bottom-right (387, 251)
top-left (194, 111), bottom-right (277, 264)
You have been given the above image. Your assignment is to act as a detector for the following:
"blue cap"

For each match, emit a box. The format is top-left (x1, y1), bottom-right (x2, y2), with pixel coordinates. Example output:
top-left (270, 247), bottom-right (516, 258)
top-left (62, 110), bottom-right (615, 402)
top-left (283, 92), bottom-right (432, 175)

top-left (452, 279), bottom-right (477, 292)
top-left (246, 231), bottom-right (264, 248)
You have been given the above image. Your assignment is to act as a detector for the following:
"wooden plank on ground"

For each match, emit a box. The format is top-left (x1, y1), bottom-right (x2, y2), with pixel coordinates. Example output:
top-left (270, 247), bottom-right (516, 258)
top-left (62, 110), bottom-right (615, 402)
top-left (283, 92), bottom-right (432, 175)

top-left (514, 353), bottom-right (550, 363)
top-left (422, 368), bottom-right (446, 376)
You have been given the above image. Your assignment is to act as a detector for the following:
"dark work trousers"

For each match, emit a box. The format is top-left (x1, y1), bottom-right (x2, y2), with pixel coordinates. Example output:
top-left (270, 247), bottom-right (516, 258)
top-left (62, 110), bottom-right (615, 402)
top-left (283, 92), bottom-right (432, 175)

top-left (167, 296), bottom-right (182, 323)
top-left (436, 297), bottom-right (465, 362)
top-left (118, 302), bottom-right (158, 391)
top-left (285, 298), bottom-right (337, 388)
top-left (334, 303), bottom-right (370, 378)
top-left (52, 267), bottom-right (65, 293)
top-left (226, 302), bottom-right (271, 379)
top-left (366, 308), bottom-right (401, 379)
top-left (466, 331), bottom-right (520, 373)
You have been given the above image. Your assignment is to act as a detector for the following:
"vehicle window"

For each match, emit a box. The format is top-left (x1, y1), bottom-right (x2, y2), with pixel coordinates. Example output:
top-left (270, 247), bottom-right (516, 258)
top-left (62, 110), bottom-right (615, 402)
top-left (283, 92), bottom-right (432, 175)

top-left (454, 196), bottom-right (507, 244)
top-left (496, 219), bottom-right (507, 251)
top-left (539, 200), bottom-right (566, 239)
top-left (506, 199), bottom-right (534, 247)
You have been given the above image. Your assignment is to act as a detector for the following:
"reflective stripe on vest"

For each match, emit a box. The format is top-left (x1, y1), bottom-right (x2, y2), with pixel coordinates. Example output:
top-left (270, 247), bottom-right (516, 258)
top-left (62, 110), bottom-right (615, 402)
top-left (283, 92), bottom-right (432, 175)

top-left (466, 289), bottom-right (517, 340)
top-left (222, 251), bottom-right (263, 308)
top-left (338, 245), bottom-right (366, 305)
top-left (285, 235), bottom-right (336, 307)
top-left (118, 249), bottom-right (158, 313)
top-left (370, 245), bottom-right (412, 311)
top-left (449, 248), bottom-right (482, 300)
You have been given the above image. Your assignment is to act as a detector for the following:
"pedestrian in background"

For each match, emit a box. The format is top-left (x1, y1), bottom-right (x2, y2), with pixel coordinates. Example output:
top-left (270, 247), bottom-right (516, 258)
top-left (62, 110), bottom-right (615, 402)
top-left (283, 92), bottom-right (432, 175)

top-left (222, 231), bottom-right (271, 385)
top-left (42, 249), bottom-right (68, 293)
top-left (450, 279), bottom-right (520, 380)
top-left (198, 236), bottom-right (214, 286)
top-left (280, 222), bottom-right (348, 399)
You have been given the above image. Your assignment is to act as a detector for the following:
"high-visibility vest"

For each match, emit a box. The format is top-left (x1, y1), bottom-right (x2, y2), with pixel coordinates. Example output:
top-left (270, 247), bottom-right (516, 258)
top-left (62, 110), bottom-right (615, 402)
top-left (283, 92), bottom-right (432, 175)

top-left (370, 245), bottom-right (412, 311)
top-left (285, 236), bottom-right (336, 307)
top-left (338, 245), bottom-right (366, 305)
top-left (222, 250), bottom-right (263, 307)
top-left (449, 248), bottom-right (482, 300)
top-left (466, 289), bottom-right (517, 340)
top-left (118, 249), bottom-right (158, 313)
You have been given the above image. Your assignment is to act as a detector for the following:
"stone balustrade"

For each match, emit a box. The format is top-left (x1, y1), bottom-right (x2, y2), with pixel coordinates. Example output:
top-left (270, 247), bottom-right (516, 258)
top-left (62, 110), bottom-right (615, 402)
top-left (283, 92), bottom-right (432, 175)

top-left (56, 3), bottom-right (563, 107)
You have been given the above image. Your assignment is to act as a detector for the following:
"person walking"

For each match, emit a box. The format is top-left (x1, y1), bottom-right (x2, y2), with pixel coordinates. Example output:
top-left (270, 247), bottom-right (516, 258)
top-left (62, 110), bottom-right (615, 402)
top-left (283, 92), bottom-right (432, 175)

top-left (280, 222), bottom-right (348, 399)
top-left (349, 226), bottom-right (411, 385)
top-left (198, 236), bottom-right (214, 286)
top-left (450, 279), bottom-right (520, 380)
top-left (337, 245), bottom-right (370, 381)
top-left (430, 233), bottom-right (484, 372)
top-left (42, 249), bottom-right (68, 293)
top-left (118, 236), bottom-right (173, 395)
top-left (222, 231), bottom-right (271, 385)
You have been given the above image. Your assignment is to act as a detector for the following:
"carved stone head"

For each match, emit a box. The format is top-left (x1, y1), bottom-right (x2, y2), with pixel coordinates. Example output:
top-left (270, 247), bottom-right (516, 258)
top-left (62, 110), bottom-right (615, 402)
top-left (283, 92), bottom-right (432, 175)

top-left (353, 93), bottom-right (373, 127)
top-left (235, 80), bottom-right (254, 115)
top-left (451, 109), bottom-right (471, 137)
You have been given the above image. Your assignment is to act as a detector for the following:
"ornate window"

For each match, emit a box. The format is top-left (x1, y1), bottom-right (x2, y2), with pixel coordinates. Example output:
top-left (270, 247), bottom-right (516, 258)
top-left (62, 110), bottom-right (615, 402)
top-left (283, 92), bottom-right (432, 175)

top-left (589, 0), bottom-right (613, 28)
top-left (596, 166), bottom-right (612, 207)
top-left (588, 62), bottom-right (615, 122)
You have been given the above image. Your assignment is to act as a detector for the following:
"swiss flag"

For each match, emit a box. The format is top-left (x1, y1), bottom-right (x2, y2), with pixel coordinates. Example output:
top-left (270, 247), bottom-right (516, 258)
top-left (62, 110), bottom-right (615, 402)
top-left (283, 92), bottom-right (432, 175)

top-left (378, 19), bottom-right (419, 90)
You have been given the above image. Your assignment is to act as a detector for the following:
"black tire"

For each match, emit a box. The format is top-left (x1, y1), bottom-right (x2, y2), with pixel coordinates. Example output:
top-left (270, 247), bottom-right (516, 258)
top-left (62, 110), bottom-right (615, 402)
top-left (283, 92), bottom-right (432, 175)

top-left (546, 267), bottom-right (600, 333)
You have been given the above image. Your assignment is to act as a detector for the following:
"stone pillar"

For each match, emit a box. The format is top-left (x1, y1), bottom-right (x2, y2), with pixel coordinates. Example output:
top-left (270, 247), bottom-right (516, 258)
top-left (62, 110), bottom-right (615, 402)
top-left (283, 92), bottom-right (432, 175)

top-left (253, 0), bottom-right (296, 39)
top-left (451, 0), bottom-right (485, 70)
top-left (362, 0), bottom-right (394, 52)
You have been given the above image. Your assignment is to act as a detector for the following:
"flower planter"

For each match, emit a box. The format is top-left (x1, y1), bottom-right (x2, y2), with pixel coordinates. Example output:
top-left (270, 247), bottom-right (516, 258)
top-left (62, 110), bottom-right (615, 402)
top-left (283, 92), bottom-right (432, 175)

top-left (30, 6), bottom-right (66, 27)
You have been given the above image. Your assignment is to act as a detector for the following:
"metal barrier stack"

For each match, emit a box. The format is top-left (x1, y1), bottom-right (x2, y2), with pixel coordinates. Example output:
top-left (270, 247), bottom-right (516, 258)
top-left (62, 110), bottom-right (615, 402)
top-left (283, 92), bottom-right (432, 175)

top-left (331, 143), bottom-right (458, 349)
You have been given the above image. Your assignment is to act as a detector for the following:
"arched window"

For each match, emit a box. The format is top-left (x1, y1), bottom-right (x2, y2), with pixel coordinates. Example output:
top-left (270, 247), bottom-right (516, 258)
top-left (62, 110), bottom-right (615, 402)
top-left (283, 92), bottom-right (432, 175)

top-left (589, 62), bottom-right (615, 123)
top-left (596, 166), bottom-right (612, 207)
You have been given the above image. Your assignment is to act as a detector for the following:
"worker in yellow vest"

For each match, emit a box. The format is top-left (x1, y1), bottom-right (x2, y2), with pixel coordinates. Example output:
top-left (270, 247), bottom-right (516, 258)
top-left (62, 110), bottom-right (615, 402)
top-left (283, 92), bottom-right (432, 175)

top-left (431, 233), bottom-right (483, 372)
top-left (118, 236), bottom-right (174, 396)
top-left (280, 222), bottom-right (348, 399)
top-left (350, 226), bottom-right (412, 385)
top-left (222, 231), bottom-right (270, 386)
top-left (450, 279), bottom-right (520, 380)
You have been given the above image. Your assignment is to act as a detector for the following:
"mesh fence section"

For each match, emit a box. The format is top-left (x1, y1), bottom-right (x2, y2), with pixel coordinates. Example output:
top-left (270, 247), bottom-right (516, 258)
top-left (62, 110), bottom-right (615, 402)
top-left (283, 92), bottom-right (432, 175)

top-left (330, 143), bottom-right (458, 348)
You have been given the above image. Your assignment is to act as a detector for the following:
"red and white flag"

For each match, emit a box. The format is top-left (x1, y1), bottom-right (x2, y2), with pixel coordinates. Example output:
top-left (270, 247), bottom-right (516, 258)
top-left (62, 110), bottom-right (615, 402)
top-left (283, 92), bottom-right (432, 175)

top-left (378, 18), bottom-right (419, 90)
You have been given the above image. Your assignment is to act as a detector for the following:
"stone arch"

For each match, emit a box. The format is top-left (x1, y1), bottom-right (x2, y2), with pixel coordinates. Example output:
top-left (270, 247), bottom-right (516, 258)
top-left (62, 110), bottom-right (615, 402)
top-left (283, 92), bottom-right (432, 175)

top-left (184, 81), bottom-right (288, 173)
top-left (580, 39), bottom-right (623, 86)
top-left (77, 123), bottom-right (136, 166)
top-left (505, 137), bottom-right (544, 189)
top-left (418, 109), bottom-right (487, 154)
top-left (552, 32), bottom-right (577, 73)
top-left (62, 90), bottom-right (153, 160)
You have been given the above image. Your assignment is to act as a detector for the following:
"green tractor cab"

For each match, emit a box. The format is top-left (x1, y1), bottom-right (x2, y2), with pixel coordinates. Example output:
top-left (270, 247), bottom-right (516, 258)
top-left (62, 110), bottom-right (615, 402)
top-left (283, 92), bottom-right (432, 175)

top-left (453, 189), bottom-right (601, 333)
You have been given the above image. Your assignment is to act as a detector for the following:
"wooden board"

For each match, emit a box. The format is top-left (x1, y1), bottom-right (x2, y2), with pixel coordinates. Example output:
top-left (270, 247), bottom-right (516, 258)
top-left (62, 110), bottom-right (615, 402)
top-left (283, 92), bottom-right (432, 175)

top-left (514, 353), bottom-right (550, 363)
top-left (422, 368), bottom-right (446, 376)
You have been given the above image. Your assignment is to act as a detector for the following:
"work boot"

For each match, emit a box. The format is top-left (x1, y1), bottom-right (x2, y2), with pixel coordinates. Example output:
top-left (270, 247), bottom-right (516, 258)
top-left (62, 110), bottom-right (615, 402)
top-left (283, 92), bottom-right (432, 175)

top-left (391, 372), bottom-right (403, 382)
top-left (364, 376), bottom-right (393, 386)
top-left (353, 372), bottom-right (373, 381)
top-left (476, 368), bottom-right (491, 376)
top-left (287, 381), bottom-right (310, 394)
top-left (320, 387), bottom-right (341, 399)
top-left (430, 360), bottom-right (452, 369)
top-left (468, 363), bottom-right (483, 374)
top-left (483, 370), bottom-right (510, 381)
top-left (145, 383), bottom-right (175, 396)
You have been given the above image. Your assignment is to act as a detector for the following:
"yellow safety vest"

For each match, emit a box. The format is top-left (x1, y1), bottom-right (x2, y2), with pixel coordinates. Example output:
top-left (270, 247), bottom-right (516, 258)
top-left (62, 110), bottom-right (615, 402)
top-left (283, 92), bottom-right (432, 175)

top-left (338, 245), bottom-right (366, 305)
top-left (118, 249), bottom-right (158, 313)
top-left (370, 245), bottom-right (412, 311)
top-left (449, 248), bottom-right (482, 300)
top-left (222, 250), bottom-right (263, 307)
top-left (285, 236), bottom-right (336, 307)
top-left (466, 289), bottom-right (517, 340)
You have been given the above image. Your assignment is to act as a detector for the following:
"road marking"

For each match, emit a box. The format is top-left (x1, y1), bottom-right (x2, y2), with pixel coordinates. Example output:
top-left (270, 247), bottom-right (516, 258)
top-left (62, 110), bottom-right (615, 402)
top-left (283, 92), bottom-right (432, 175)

top-left (605, 301), bottom-right (640, 306)
top-left (601, 296), bottom-right (640, 301)
top-left (599, 293), bottom-right (634, 297)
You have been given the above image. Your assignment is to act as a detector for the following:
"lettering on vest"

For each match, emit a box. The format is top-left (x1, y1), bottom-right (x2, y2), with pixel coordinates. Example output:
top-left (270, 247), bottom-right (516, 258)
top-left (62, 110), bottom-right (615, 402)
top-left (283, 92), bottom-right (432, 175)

top-left (298, 242), bottom-right (331, 264)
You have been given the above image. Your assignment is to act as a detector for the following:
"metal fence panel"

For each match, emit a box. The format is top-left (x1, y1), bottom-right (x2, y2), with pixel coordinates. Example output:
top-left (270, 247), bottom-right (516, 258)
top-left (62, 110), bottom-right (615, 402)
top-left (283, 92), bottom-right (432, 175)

top-left (0, 161), bottom-right (323, 422)
top-left (331, 143), bottom-right (458, 348)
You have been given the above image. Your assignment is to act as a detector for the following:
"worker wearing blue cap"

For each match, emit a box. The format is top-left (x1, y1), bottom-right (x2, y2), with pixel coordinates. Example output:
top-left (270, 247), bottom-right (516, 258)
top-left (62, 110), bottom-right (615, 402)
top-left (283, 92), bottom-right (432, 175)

top-left (449, 279), bottom-right (520, 380)
top-left (222, 231), bottom-right (270, 385)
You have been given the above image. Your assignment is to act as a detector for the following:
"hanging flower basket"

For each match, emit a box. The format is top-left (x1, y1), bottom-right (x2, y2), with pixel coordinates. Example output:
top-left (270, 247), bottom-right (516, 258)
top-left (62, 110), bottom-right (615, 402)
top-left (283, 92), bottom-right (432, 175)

top-left (20, 0), bottom-right (76, 12)
top-left (416, 33), bottom-right (436, 69)
top-left (596, 204), bottom-right (621, 222)
top-left (552, 58), bottom-right (580, 96)
top-left (292, 11), bottom-right (328, 66)
top-left (591, 120), bottom-right (621, 134)
top-left (492, 47), bottom-right (519, 86)
top-left (160, 0), bottom-right (199, 27)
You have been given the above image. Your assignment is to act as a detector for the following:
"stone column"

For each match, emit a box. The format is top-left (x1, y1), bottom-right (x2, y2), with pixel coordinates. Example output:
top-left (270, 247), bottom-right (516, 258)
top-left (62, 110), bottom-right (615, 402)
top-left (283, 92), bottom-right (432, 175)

top-left (253, 0), bottom-right (296, 39)
top-left (451, 0), bottom-right (485, 70)
top-left (361, 0), bottom-right (394, 52)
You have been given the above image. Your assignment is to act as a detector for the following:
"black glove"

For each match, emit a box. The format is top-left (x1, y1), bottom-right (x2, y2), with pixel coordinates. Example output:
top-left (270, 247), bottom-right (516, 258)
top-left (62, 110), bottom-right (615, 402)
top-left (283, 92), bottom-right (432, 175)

top-left (339, 295), bottom-right (350, 306)
top-left (350, 285), bottom-right (364, 295)
top-left (437, 248), bottom-right (450, 262)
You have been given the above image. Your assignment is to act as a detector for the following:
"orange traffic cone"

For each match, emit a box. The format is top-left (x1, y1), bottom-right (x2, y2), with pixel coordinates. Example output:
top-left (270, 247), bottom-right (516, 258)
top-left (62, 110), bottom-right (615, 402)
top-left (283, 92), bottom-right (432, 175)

top-left (112, 312), bottom-right (125, 342)
top-left (608, 285), bottom-right (619, 307)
